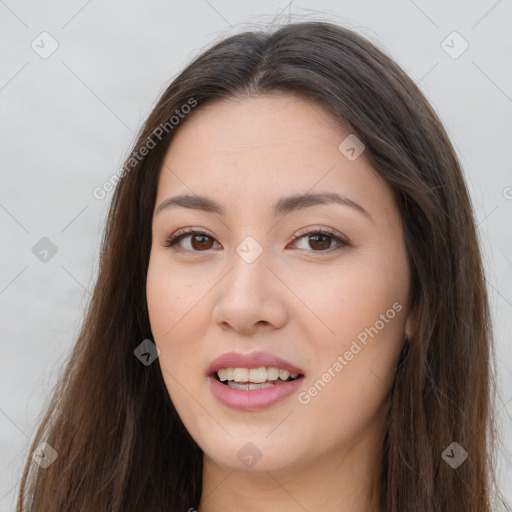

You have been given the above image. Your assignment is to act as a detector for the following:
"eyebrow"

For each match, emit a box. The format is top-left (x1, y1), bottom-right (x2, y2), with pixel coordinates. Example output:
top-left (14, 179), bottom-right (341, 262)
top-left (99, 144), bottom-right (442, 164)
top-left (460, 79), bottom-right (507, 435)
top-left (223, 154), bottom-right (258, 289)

top-left (156, 192), bottom-right (373, 223)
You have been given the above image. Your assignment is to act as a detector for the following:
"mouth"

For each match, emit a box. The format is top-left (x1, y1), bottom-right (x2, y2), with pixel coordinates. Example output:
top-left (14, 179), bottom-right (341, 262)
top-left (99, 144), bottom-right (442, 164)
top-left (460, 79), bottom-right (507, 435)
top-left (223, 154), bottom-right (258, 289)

top-left (211, 367), bottom-right (304, 390)
top-left (206, 351), bottom-right (306, 411)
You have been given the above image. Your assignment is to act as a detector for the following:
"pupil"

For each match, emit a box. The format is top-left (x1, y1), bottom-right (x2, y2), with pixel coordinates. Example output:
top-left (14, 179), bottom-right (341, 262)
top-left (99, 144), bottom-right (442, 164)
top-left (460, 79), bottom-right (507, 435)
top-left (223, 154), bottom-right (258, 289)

top-left (310, 234), bottom-right (329, 250)
top-left (193, 235), bottom-right (212, 250)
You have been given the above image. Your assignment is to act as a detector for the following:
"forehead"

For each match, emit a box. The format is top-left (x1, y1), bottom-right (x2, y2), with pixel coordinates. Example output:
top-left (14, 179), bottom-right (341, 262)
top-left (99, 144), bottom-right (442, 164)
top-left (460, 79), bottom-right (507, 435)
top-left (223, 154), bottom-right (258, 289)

top-left (166, 93), bottom-right (348, 168)
top-left (156, 94), bottom-right (397, 224)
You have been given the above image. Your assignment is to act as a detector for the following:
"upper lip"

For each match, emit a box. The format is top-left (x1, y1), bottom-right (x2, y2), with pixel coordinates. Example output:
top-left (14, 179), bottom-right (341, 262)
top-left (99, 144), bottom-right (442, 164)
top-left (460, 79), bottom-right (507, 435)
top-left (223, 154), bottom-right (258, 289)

top-left (207, 351), bottom-right (305, 376)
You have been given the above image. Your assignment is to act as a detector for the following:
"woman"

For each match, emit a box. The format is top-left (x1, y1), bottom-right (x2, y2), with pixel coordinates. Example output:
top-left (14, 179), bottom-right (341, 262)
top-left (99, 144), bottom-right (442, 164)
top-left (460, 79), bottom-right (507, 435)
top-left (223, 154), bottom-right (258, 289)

top-left (16, 20), bottom-right (507, 511)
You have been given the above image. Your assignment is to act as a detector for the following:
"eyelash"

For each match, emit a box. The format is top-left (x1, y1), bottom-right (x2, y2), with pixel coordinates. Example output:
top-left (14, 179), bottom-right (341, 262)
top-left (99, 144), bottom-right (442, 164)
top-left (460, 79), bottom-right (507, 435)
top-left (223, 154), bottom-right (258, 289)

top-left (163, 227), bottom-right (349, 255)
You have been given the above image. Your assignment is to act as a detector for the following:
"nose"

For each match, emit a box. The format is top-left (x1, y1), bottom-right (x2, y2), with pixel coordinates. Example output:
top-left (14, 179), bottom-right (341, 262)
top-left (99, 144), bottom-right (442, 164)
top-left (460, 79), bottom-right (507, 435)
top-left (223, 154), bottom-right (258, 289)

top-left (211, 245), bottom-right (288, 335)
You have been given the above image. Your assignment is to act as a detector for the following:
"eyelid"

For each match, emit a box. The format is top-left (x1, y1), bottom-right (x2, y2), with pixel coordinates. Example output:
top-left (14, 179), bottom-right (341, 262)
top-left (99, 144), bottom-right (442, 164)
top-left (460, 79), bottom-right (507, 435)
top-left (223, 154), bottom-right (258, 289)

top-left (293, 226), bottom-right (348, 244)
top-left (164, 227), bottom-right (219, 253)
top-left (162, 226), bottom-right (349, 253)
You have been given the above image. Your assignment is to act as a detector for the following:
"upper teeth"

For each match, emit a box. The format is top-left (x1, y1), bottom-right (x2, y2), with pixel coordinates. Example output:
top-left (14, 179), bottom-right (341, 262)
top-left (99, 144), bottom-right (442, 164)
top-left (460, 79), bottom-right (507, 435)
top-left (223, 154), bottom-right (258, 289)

top-left (217, 367), bottom-right (299, 383)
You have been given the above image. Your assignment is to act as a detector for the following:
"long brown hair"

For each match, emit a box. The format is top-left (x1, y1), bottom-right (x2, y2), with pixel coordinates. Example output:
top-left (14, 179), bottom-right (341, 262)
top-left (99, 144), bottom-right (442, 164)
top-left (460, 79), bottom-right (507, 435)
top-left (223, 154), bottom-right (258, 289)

top-left (16, 20), bottom-right (507, 511)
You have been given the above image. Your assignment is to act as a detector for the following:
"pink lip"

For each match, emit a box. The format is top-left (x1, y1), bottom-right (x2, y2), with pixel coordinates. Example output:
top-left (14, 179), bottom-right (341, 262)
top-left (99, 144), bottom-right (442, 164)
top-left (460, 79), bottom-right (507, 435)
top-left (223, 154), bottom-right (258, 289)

top-left (206, 351), bottom-right (304, 376)
top-left (206, 351), bottom-right (305, 411)
top-left (208, 375), bottom-right (305, 411)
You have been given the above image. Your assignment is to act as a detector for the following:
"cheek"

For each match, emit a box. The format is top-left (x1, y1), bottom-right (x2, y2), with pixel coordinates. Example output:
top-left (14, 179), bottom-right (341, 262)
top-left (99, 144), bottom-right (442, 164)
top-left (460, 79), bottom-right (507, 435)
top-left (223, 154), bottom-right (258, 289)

top-left (146, 256), bottom-right (195, 337)
top-left (292, 249), bottom-right (407, 414)
top-left (300, 360), bottom-right (392, 449)
top-left (290, 260), bottom-right (406, 353)
top-left (296, 282), bottom-right (405, 446)
top-left (146, 255), bottom-right (207, 394)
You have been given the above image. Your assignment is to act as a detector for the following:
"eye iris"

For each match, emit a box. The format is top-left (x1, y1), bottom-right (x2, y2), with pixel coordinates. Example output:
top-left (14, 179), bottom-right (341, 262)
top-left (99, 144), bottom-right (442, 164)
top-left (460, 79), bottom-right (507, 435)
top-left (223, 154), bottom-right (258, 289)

top-left (191, 234), bottom-right (213, 250)
top-left (173, 231), bottom-right (338, 252)
top-left (309, 234), bottom-right (331, 250)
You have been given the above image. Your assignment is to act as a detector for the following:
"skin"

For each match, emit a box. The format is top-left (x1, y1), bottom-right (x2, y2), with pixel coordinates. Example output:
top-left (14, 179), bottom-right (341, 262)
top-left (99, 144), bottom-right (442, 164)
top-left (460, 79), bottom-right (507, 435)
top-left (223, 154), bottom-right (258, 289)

top-left (146, 93), bottom-right (412, 512)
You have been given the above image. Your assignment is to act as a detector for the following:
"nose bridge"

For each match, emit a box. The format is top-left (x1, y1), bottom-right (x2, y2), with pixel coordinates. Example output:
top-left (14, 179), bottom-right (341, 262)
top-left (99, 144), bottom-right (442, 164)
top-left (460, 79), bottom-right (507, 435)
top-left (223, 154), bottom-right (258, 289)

top-left (211, 234), bottom-right (287, 332)
top-left (225, 235), bottom-right (271, 301)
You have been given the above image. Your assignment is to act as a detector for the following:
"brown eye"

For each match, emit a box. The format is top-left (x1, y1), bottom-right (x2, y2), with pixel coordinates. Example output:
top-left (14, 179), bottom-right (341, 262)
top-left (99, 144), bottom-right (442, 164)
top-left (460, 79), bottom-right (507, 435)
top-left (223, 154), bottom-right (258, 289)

top-left (164, 230), bottom-right (220, 252)
top-left (307, 233), bottom-right (333, 251)
top-left (190, 234), bottom-right (214, 250)
top-left (165, 228), bottom-right (347, 255)
top-left (292, 229), bottom-right (348, 253)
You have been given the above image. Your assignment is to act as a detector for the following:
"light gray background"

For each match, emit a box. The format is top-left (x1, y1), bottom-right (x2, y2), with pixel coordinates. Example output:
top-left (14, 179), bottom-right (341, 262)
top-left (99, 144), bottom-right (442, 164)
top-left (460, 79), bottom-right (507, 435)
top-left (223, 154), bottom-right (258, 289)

top-left (1, 1), bottom-right (511, 510)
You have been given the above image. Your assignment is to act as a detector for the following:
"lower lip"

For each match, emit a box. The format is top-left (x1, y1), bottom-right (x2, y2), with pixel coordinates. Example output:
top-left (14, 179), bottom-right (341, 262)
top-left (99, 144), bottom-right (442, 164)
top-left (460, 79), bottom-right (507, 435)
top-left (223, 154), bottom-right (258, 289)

top-left (207, 375), bottom-right (304, 411)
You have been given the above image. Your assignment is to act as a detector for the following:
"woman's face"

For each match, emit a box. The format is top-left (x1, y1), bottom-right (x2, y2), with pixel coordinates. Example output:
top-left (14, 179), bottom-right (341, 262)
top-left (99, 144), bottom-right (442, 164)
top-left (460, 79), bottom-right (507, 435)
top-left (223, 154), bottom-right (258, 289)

top-left (146, 93), bottom-right (410, 474)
